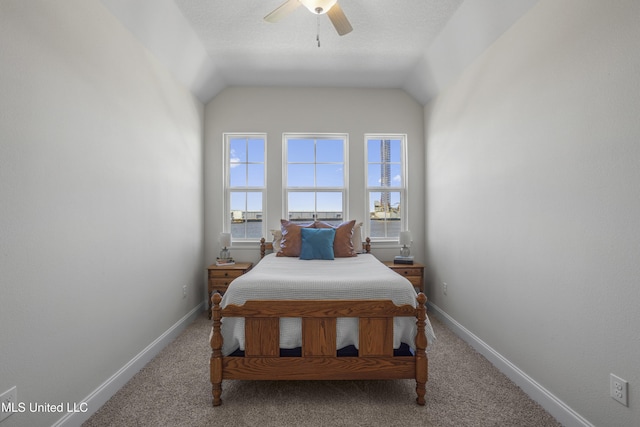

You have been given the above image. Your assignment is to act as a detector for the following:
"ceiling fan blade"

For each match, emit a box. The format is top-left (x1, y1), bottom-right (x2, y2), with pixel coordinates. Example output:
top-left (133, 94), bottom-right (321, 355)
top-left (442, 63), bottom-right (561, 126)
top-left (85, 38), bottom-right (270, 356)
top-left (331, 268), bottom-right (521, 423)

top-left (264, 0), bottom-right (301, 23)
top-left (327, 2), bottom-right (352, 36)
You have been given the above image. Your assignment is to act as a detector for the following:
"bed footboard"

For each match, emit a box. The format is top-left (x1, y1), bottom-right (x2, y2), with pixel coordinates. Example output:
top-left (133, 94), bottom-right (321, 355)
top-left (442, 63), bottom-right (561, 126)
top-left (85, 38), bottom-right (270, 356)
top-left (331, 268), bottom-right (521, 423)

top-left (210, 293), bottom-right (428, 406)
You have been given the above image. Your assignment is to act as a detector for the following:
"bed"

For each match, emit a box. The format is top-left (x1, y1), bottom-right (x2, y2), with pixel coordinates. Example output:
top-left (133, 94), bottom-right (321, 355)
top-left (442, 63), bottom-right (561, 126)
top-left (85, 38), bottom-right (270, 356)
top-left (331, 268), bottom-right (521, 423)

top-left (210, 222), bottom-right (435, 406)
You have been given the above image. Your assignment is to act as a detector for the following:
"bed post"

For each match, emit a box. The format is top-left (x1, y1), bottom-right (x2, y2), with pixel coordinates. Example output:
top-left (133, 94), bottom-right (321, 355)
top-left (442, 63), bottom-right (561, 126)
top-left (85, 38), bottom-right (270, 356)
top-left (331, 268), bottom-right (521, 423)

top-left (364, 237), bottom-right (371, 254)
top-left (210, 293), bottom-right (223, 406)
top-left (415, 293), bottom-right (428, 405)
top-left (260, 237), bottom-right (267, 258)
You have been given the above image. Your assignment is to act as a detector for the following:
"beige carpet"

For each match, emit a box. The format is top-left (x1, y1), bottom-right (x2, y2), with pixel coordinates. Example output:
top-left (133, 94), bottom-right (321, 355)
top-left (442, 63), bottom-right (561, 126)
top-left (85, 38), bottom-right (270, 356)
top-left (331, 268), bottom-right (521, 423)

top-left (83, 311), bottom-right (561, 427)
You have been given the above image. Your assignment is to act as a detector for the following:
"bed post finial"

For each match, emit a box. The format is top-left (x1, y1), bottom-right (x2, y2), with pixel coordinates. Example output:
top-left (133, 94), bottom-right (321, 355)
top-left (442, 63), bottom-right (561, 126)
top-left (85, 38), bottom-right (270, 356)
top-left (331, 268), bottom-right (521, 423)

top-left (260, 237), bottom-right (266, 258)
top-left (415, 292), bottom-right (428, 405)
top-left (364, 237), bottom-right (371, 254)
top-left (211, 293), bottom-right (223, 406)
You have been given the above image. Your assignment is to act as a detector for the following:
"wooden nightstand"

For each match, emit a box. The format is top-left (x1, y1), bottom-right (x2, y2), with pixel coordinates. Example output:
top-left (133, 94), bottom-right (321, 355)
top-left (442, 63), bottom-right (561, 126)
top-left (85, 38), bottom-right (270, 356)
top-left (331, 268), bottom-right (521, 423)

top-left (207, 262), bottom-right (253, 318)
top-left (382, 261), bottom-right (425, 293)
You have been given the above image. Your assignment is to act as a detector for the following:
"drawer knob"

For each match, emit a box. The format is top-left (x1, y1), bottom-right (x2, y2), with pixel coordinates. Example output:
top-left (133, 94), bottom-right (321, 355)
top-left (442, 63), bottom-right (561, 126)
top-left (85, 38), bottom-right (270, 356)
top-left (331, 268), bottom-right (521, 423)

top-left (224, 272), bottom-right (229, 277)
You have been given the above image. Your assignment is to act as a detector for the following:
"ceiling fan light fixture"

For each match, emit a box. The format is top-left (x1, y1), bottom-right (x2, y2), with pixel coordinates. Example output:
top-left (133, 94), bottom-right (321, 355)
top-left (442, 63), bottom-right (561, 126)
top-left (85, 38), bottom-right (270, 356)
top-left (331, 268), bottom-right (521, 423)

top-left (299, 0), bottom-right (337, 15)
top-left (264, 0), bottom-right (352, 38)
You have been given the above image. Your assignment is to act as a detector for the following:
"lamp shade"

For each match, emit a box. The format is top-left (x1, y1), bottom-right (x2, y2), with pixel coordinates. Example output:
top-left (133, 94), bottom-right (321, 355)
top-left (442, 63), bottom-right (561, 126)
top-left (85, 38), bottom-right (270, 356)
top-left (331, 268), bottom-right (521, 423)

top-left (299, 0), bottom-right (338, 14)
top-left (219, 232), bottom-right (231, 248)
top-left (399, 231), bottom-right (412, 247)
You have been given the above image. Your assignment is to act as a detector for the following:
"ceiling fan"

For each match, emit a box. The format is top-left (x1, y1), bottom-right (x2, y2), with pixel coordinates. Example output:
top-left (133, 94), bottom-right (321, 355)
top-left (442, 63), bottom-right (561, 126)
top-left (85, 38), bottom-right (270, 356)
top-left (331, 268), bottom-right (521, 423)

top-left (264, 0), bottom-right (353, 36)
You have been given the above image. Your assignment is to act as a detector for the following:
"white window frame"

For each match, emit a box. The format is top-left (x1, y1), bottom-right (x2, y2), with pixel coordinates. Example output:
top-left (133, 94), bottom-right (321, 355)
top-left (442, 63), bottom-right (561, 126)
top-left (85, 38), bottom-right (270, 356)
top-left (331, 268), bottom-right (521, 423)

top-left (223, 133), bottom-right (267, 242)
top-left (364, 134), bottom-right (408, 242)
top-left (283, 133), bottom-right (349, 223)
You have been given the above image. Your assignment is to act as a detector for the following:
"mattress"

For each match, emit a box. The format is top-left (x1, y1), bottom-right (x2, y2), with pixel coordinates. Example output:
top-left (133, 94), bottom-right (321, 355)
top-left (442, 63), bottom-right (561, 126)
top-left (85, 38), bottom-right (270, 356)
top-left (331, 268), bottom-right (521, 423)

top-left (218, 253), bottom-right (436, 356)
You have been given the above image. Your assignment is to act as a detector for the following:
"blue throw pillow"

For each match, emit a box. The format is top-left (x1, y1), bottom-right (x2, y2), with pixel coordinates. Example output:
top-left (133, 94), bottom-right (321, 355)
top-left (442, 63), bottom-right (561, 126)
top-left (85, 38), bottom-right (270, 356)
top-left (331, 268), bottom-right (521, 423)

top-left (299, 228), bottom-right (336, 260)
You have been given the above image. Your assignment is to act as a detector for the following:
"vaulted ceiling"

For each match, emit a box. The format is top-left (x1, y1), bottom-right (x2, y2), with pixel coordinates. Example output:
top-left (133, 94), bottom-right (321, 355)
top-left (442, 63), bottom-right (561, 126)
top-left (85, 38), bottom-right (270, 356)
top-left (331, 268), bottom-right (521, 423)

top-left (99, 0), bottom-right (539, 104)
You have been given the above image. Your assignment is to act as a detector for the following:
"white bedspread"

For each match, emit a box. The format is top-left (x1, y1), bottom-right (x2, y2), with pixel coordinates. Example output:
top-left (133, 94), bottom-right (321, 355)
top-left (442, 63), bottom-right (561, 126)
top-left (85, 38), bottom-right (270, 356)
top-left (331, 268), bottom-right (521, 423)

top-left (219, 254), bottom-right (436, 356)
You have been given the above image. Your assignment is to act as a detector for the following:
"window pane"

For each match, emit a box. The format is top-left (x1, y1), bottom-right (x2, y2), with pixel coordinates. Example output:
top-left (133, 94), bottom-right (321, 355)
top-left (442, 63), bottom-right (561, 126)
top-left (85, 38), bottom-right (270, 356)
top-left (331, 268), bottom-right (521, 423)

top-left (247, 138), bottom-right (264, 162)
top-left (369, 218), bottom-right (402, 238)
top-left (229, 136), bottom-right (265, 188)
top-left (230, 191), bottom-right (247, 238)
top-left (229, 164), bottom-right (247, 187)
top-left (367, 139), bottom-right (382, 163)
top-left (288, 164), bottom-right (314, 187)
top-left (230, 222), bottom-right (244, 239)
top-left (316, 139), bottom-right (343, 162)
top-left (368, 139), bottom-right (402, 163)
top-left (245, 192), bottom-right (263, 238)
top-left (369, 191), bottom-right (401, 238)
top-left (247, 192), bottom-right (262, 211)
top-left (230, 192), bottom-right (246, 213)
top-left (316, 191), bottom-right (343, 217)
top-left (229, 138), bottom-right (246, 163)
top-left (316, 164), bottom-right (343, 187)
top-left (367, 160), bottom-right (402, 188)
top-left (389, 164), bottom-right (402, 187)
top-left (231, 220), bottom-right (263, 239)
top-left (368, 165), bottom-right (401, 188)
top-left (247, 164), bottom-right (264, 187)
top-left (367, 164), bottom-right (383, 187)
top-left (288, 138), bottom-right (314, 162)
top-left (370, 191), bottom-right (401, 213)
top-left (388, 139), bottom-right (402, 162)
top-left (288, 192), bottom-right (315, 222)
top-left (369, 214), bottom-right (386, 238)
top-left (230, 191), bottom-right (263, 239)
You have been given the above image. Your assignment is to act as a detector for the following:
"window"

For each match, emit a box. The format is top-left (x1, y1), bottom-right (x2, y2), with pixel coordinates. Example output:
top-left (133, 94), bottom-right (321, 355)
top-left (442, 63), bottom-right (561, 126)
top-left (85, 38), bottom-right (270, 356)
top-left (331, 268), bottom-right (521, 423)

top-left (284, 134), bottom-right (347, 225)
top-left (224, 134), bottom-right (266, 240)
top-left (365, 135), bottom-right (407, 240)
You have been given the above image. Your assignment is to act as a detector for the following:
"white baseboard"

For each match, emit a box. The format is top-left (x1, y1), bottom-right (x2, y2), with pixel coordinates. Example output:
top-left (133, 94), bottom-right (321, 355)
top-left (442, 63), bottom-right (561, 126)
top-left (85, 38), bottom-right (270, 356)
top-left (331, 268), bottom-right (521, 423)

top-left (52, 303), bottom-right (205, 427)
top-left (427, 302), bottom-right (594, 427)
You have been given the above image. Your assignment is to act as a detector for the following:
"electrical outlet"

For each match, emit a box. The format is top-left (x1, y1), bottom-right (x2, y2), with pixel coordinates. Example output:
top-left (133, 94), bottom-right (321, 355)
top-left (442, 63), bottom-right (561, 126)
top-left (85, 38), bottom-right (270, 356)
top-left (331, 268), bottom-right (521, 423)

top-left (442, 282), bottom-right (448, 295)
top-left (0, 386), bottom-right (17, 422)
top-left (610, 374), bottom-right (628, 406)
top-left (182, 285), bottom-right (187, 298)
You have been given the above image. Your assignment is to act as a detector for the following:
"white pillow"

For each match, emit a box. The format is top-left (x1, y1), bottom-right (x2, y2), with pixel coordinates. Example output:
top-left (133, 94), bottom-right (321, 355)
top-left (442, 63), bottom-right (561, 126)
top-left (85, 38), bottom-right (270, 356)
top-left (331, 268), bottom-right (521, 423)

top-left (352, 222), bottom-right (363, 253)
top-left (270, 229), bottom-right (282, 251)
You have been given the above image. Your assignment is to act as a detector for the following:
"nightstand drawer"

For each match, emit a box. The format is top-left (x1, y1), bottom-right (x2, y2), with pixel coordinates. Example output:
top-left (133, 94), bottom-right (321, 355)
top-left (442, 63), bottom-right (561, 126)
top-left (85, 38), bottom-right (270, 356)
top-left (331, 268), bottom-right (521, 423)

top-left (394, 268), bottom-right (422, 277)
top-left (209, 278), bottom-right (235, 289)
top-left (405, 276), bottom-right (423, 287)
top-left (209, 269), bottom-right (245, 279)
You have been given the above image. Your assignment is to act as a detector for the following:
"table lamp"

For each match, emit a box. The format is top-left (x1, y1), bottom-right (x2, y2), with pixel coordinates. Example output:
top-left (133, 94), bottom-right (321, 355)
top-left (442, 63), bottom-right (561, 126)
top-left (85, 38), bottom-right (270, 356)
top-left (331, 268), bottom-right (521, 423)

top-left (219, 232), bottom-right (231, 260)
top-left (399, 231), bottom-right (412, 257)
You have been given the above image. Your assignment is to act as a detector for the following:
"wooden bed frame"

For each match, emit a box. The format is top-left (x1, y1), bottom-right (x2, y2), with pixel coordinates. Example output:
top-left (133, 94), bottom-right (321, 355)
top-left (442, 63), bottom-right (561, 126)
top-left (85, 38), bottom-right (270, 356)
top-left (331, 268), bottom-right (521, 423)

top-left (209, 238), bottom-right (428, 406)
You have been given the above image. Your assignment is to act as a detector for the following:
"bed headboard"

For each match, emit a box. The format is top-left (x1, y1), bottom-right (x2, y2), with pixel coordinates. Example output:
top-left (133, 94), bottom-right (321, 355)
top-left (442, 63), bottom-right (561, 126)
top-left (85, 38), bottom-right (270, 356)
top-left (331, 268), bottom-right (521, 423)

top-left (259, 237), bottom-right (371, 258)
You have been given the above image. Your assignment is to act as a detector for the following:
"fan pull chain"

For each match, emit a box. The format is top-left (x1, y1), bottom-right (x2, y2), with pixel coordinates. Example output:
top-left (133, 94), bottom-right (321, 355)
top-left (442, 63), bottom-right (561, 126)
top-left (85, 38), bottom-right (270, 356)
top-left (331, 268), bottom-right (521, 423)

top-left (316, 14), bottom-right (321, 47)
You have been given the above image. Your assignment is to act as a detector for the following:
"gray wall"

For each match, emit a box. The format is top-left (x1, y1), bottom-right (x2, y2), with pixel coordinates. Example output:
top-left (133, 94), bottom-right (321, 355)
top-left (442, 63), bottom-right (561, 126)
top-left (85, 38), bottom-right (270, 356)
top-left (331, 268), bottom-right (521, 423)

top-left (424, 1), bottom-right (639, 426)
top-left (0, 1), bottom-right (205, 426)
top-left (3, 1), bottom-right (638, 426)
top-left (204, 86), bottom-right (425, 266)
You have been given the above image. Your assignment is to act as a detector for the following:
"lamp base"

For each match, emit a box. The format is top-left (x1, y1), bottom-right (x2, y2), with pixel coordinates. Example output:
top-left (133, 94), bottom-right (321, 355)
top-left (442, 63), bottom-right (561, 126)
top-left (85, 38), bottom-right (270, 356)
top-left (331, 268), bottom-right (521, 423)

top-left (400, 246), bottom-right (410, 257)
top-left (219, 248), bottom-right (231, 260)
